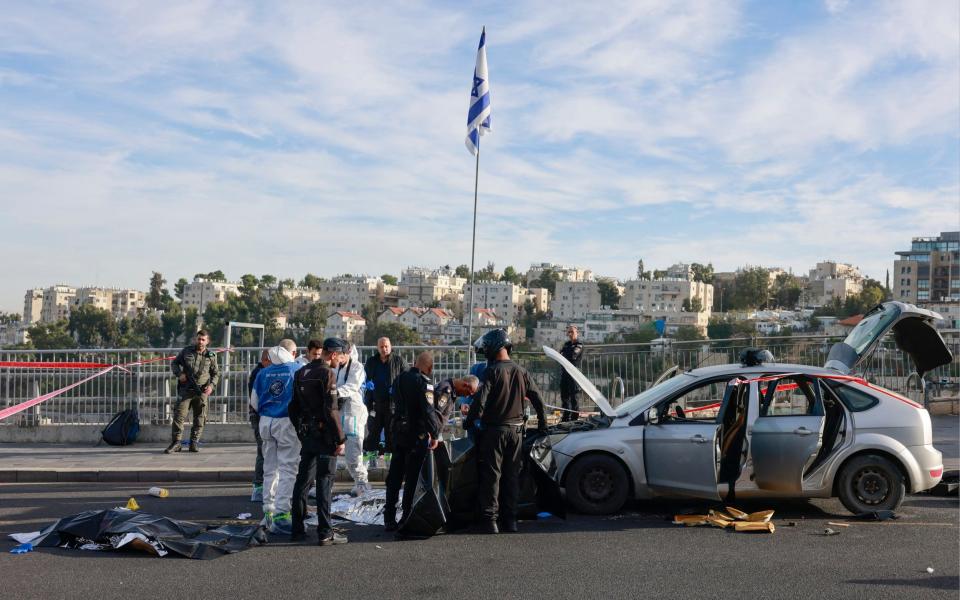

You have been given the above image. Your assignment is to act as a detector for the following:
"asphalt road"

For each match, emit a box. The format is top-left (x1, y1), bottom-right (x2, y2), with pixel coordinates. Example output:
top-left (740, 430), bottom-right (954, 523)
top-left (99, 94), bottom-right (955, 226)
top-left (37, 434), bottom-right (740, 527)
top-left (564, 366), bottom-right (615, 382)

top-left (0, 482), bottom-right (956, 600)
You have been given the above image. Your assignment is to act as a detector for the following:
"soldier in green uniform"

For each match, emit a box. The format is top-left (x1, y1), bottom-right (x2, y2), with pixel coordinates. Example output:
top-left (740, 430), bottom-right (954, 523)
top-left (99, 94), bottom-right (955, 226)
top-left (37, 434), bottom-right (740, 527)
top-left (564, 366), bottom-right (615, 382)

top-left (165, 329), bottom-right (221, 453)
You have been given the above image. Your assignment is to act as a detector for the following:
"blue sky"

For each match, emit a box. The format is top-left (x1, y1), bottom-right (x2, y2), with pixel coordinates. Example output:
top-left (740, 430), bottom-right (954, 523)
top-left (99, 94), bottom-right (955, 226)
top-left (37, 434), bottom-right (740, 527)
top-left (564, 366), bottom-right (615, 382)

top-left (0, 0), bottom-right (957, 312)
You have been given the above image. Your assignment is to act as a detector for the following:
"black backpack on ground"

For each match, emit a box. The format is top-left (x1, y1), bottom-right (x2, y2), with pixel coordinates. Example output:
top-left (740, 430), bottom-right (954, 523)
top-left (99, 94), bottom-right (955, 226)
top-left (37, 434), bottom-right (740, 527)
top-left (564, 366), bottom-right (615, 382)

top-left (101, 408), bottom-right (140, 446)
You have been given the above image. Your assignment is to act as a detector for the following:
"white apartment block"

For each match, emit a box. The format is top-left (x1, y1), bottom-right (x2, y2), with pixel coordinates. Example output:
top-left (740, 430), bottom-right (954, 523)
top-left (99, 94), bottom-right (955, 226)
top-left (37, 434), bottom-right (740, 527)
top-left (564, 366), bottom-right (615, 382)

top-left (550, 281), bottom-right (602, 320)
top-left (325, 311), bottom-right (367, 344)
top-left (526, 288), bottom-right (550, 314)
top-left (181, 278), bottom-right (240, 314)
top-left (314, 276), bottom-right (385, 313)
top-left (802, 261), bottom-right (864, 307)
top-left (525, 263), bottom-right (593, 286)
top-left (464, 282), bottom-right (525, 326)
top-left (111, 289), bottom-right (146, 318)
top-left (621, 279), bottom-right (714, 315)
top-left (418, 308), bottom-right (457, 343)
top-left (74, 287), bottom-right (114, 312)
top-left (23, 289), bottom-right (43, 324)
top-left (399, 267), bottom-right (466, 307)
top-left (41, 285), bottom-right (76, 323)
top-left (377, 307), bottom-right (405, 324)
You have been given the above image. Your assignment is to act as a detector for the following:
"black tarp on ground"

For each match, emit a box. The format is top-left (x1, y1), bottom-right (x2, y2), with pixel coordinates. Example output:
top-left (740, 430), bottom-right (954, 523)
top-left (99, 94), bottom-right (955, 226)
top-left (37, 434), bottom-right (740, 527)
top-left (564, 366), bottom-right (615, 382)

top-left (402, 430), bottom-right (566, 535)
top-left (26, 509), bottom-right (265, 559)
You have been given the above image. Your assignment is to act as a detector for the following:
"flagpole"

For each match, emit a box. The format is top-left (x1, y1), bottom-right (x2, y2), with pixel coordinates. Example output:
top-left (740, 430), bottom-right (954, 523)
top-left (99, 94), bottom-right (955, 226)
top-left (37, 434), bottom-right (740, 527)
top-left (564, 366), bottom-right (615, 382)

top-left (466, 142), bottom-right (480, 353)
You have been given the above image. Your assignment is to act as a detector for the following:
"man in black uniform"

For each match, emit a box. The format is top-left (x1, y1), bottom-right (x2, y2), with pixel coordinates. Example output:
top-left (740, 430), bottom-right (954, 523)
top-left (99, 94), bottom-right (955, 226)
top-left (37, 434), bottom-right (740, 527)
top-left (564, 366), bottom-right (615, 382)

top-left (363, 336), bottom-right (408, 455)
top-left (465, 329), bottom-right (547, 534)
top-left (559, 325), bottom-right (584, 422)
top-left (288, 340), bottom-right (347, 546)
top-left (383, 352), bottom-right (441, 533)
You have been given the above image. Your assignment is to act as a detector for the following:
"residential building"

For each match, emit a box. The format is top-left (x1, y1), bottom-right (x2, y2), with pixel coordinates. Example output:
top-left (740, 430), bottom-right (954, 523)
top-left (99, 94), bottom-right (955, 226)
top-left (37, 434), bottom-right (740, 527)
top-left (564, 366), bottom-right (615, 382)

top-left (525, 287), bottom-right (550, 314)
top-left (621, 278), bottom-right (714, 315)
top-left (399, 267), bottom-right (466, 307)
top-left (927, 301), bottom-right (960, 330)
top-left (111, 289), bottom-right (146, 318)
top-left (582, 307), bottom-right (711, 343)
top-left (398, 308), bottom-right (425, 330)
top-left (41, 285), bottom-right (76, 323)
top-left (181, 277), bottom-right (240, 314)
top-left (802, 261), bottom-right (864, 307)
top-left (377, 307), bottom-right (405, 324)
top-left (325, 311), bottom-right (367, 344)
top-left (464, 281), bottom-right (525, 326)
top-left (418, 308), bottom-right (457, 343)
top-left (275, 287), bottom-right (322, 318)
top-left (526, 263), bottom-right (593, 286)
top-left (893, 231), bottom-right (960, 304)
top-left (0, 321), bottom-right (29, 347)
top-left (551, 281), bottom-right (601, 320)
top-left (23, 289), bottom-right (43, 324)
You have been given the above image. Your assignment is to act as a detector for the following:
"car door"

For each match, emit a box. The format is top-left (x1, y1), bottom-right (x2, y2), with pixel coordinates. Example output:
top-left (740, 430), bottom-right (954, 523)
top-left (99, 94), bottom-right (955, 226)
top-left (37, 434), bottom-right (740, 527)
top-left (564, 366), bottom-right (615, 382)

top-left (750, 374), bottom-right (826, 492)
top-left (643, 378), bottom-right (731, 499)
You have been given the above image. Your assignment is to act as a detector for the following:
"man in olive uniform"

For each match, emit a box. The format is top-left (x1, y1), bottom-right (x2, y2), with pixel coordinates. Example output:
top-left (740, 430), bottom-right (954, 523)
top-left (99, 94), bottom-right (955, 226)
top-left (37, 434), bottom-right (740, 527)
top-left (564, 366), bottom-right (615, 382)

top-left (383, 352), bottom-right (441, 533)
top-left (166, 329), bottom-right (220, 453)
top-left (288, 340), bottom-right (347, 545)
top-left (466, 329), bottom-right (547, 534)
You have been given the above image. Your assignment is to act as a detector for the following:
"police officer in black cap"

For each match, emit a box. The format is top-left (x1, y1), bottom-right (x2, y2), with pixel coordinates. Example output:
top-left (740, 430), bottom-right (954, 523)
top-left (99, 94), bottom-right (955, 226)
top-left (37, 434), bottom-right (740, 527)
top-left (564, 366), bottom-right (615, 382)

top-left (288, 338), bottom-right (348, 545)
top-left (383, 351), bottom-right (441, 533)
top-left (465, 329), bottom-right (547, 534)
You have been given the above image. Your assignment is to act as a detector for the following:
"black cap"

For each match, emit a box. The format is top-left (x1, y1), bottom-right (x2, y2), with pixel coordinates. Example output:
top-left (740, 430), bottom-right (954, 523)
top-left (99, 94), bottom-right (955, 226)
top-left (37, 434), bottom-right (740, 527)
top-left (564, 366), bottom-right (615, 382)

top-left (322, 337), bottom-right (350, 353)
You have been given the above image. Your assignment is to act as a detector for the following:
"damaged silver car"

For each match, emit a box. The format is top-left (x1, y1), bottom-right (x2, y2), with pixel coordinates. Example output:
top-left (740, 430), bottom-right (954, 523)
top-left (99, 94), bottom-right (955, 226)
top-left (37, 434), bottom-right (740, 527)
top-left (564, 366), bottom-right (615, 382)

top-left (539, 301), bottom-right (953, 515)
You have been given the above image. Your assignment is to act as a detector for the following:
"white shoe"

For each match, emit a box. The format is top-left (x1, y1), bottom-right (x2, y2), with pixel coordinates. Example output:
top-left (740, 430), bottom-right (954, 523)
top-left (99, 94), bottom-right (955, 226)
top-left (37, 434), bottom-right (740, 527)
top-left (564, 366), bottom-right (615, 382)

top-left (350, 482), bottom-right (371, 497)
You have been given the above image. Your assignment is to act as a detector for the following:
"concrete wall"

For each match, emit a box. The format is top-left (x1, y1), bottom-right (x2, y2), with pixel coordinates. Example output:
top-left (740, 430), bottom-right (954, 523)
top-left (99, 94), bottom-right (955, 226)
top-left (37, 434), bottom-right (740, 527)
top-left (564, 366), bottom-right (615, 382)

top-left (0, 424), bottom-right (255, 444)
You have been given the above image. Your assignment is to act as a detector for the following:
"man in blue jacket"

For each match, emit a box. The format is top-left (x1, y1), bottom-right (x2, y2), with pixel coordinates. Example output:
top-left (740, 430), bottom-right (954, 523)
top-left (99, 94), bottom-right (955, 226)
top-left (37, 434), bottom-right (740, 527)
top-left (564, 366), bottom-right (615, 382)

top-left (250, 339), bottom-right (302, 534)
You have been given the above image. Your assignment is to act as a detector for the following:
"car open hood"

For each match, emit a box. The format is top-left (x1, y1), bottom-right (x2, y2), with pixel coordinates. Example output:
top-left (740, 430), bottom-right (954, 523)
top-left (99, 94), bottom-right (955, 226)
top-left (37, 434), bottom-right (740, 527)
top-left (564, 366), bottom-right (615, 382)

top-left (542, 346), bottom-right (617, 418)
top-left (825, 301), bottom-right (953, 377)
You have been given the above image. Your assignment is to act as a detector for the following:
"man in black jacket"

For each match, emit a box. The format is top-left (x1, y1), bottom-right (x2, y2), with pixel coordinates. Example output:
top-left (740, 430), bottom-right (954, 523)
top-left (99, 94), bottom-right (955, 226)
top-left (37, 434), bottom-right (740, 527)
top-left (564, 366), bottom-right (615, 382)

top-left (466, 329), bottom-right (547, 534)
top-left (247, 349), bottom-right (270, 502)
top-left (288, 343), bottom-right (347, 546)
top-left (363, 337), bottom-right (408, 455)
top-left (559, 325), bottom-right (584, 422)
top-left (383, 352), bottom-right (441, 533)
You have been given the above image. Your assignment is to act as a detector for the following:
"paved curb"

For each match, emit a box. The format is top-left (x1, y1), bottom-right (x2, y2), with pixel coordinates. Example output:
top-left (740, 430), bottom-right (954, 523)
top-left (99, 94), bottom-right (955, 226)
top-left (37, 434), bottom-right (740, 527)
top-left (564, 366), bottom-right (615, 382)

top-left (0, 466), bottom-right (389, 484)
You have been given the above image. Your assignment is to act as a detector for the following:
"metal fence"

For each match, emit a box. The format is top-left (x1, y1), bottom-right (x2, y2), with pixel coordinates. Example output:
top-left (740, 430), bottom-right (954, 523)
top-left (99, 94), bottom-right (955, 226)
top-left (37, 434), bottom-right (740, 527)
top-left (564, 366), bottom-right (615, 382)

top-left (1, 335), bottom-right (957, 425)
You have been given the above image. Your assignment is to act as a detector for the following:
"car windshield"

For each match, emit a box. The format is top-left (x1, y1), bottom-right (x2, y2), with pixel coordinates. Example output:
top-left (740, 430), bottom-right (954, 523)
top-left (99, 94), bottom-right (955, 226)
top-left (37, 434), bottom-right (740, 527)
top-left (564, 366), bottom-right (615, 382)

top-left (842, 304), bottom-right (900, 354)
top-left (615, 373), bottom-right (698, 417)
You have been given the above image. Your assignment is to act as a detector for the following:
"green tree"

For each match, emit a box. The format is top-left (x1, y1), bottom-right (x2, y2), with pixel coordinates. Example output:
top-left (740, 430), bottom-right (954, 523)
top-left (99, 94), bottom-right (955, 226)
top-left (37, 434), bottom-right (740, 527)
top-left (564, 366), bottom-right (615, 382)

top-left (279, 278), bottom-right (295, 290)
top-left (27, 319), bottom-right (76, 349)
top-left (474, 261), bottom-right (499, 282)
top-left (68, 305), bottom-right (118, 348)
top-left (613, 323), bottom-right (658, 344)
top-left (194, 270), bottom-right (226, 282)
top-left (598, 280), bottom-right (621, 309)
top-left (300, 273), bottom-right (324, 289)
top-left (772, 273), bottom-right (802, 309)
top-left (147, 271), bottom-right (169, 310)
top-left (174, 277), bottom-right (188, 301)
top-left (652, 269), bottom-right (667, 280)
top-left (161, 302), bottom-right (185, 345)
top-left (733, 267), bottom-right (770, 309)
top-left (690, 263), bottom-right (714, 284)
top-left (364, 321), bottom-right (420, 345)
top-left (707, 318), bottom-right (734, 340)
top-left (296, 303), bottom-right (328, 340)
top-left (260, 274), bottom-right (278, 289)
top-left (0, 312), bottom-right (21, 324)
top-left (455, 265), bottom-right (470, 279)
top-left (183, 307), bottom-right (199, 341)
top-left (673, 325), bottom-right (705, 341)
top-left (380, 274), bottom-right (398, 286)
top-left (501, 266), bottom-right (522, 285)
top-left (535, 269), bottom-right (561, 294)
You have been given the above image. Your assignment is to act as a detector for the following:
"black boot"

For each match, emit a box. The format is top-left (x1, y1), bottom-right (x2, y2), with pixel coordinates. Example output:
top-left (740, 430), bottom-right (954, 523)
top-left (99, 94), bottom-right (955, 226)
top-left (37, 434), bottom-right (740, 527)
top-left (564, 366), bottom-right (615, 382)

top-left (499, 518), bottom-right (518, 533)
top-left (164, 441), bottom-right (182, 454)
top-left (384, 512), bottom-right (398, 532)
top-left (478, 521), bottom-right (499, 534)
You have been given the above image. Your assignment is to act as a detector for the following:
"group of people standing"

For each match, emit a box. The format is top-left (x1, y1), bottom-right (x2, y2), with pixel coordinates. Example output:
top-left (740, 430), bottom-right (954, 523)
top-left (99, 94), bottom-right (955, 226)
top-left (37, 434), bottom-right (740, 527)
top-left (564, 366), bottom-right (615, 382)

top-left (164, 327), bottom-right (580, 545)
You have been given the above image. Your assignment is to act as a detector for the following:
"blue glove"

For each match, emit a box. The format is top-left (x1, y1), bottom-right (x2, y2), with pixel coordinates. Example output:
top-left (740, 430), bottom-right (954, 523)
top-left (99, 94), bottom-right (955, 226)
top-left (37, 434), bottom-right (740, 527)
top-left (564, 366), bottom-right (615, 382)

top-left (10, 543), bottom-right (32, 554)
top-left (364, 381), bottom-right (375, 391)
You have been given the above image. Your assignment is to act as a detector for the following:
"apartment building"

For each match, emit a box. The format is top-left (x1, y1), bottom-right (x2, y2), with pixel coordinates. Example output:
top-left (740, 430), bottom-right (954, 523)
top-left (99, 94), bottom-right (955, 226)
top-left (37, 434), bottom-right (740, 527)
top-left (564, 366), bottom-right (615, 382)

top-left (325, 311), bottom-right (367, 344)
top-left (464, 281), bottom-right (525, 325)
top-left (550, 281), bottom-right (602, 320)
top-left (893, 231), bottom-right (960, 304)
top-left (399, 267), bottom-right (466, 307)
top-left (525, 287), bottom-right (550, 314)
top-left (802, 261), bottom-right (863, 307)
top-left (621, 279), bottom-right (714, 315)
top-left (313, 276), bottom-right (386, 313)
top-left (40, 285), bottom-right (76, 323)
top-left (418, 308), bottom-right (457, 343)
top-left (23, 289), bottom-right (43, 324)
top-left (525, 263), bottom-right (593, 286)
top-left (181, 277), bottom-right (240, 314)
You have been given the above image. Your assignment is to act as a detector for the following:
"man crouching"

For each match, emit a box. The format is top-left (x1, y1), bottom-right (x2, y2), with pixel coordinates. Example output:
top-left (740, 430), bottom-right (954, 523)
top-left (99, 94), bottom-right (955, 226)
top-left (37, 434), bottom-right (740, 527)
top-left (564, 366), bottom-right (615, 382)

top-left (288, 338), bottom-right (348, 545)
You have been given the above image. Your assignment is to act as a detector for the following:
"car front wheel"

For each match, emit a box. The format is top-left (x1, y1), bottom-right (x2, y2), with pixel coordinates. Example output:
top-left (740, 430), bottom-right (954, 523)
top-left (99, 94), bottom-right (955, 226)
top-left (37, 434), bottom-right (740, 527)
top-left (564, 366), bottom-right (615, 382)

top-left (837, 454), bottom-right (906, 514)
top-left (565, 454), bottom-right (629, 515)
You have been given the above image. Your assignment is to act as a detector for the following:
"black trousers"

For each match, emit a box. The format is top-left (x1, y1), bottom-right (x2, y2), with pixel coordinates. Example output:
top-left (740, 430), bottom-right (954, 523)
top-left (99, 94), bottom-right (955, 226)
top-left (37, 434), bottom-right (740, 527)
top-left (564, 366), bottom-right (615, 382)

top-left (291, 435), bottom-right (337, 539)
top-left (384, 440), bottom-right (427, 525)
top-left (560, 377), bottom-right (580, 422)
top-left (476, 425), bottom-right (523, 523)
top-left (364, 397), bottom-right (393, 453)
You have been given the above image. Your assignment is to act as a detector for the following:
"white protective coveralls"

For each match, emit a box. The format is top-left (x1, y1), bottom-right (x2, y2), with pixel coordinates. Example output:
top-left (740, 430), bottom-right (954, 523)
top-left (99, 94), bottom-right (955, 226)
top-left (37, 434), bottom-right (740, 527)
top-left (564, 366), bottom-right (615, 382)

top-left (249, 345), bottom-right (302, 519)
top-left (336, 344), bottom-right (368, 490)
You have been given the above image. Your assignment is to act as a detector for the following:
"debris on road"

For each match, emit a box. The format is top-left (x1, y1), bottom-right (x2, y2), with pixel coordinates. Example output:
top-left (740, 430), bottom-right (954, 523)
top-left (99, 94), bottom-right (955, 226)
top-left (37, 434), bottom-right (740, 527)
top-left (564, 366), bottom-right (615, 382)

top-left (926, 567), bottom-right (935, 574)
top-left (822, 528), bottom-right (840, 536)
top-left (853, 510), bottom-right (899, 521)
top-left (673, 508), bottom-right (776, 533)
top-left (148, 487), bottom-right (169, 498)
top-left (826, 522), bottom-right (850, 528)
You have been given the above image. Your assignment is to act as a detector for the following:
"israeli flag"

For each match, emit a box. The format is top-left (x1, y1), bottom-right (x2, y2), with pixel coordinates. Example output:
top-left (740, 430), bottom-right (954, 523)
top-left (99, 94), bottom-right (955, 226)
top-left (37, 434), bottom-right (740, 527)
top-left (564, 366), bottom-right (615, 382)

top-left (465, 27), bottom-right (491, 156)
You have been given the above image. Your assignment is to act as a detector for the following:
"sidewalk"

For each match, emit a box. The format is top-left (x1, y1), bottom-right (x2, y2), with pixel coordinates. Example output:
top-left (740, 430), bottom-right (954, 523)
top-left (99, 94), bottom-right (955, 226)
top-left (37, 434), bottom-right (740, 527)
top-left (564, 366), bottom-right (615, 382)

top-left (1, 417), bottom-right (957, 484)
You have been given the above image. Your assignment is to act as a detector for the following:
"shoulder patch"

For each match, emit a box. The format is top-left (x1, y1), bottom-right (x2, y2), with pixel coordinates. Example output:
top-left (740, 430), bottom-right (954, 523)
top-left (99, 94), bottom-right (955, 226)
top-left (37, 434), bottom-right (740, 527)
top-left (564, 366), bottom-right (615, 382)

top-left (425, 384), bottom-right (434, 391)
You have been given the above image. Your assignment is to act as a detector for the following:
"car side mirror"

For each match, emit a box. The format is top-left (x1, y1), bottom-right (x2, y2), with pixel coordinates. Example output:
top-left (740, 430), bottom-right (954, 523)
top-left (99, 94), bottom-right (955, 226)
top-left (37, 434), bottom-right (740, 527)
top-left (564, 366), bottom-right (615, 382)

top-left (645, 407), bottom-right (659, 425)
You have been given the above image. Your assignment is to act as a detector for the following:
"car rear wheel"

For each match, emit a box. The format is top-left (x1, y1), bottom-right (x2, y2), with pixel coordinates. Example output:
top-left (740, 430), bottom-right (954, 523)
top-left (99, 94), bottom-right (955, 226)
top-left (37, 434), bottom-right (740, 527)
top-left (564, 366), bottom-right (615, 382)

top-left (566, 454), bottom-right (629, 515)
top-left (837, 454), bottom-right (906, 515)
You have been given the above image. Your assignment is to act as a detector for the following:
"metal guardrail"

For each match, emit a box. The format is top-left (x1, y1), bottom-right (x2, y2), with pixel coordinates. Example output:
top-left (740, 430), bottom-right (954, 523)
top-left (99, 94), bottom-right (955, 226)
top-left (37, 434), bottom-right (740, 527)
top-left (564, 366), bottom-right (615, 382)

top-left (1, 335), bottom-right (957, 425)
